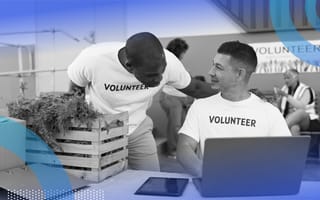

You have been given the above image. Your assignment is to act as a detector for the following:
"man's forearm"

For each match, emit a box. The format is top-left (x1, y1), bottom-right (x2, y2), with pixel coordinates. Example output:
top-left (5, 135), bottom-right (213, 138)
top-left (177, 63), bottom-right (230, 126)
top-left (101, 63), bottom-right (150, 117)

top-left (194, 81), bottom-right (219, 98)
top-left (286, 95), bottom-right (307, 109)
top-left (179, 78), bottom-right (219, 99)
top-left (177, 144), bottom-right (202, 177)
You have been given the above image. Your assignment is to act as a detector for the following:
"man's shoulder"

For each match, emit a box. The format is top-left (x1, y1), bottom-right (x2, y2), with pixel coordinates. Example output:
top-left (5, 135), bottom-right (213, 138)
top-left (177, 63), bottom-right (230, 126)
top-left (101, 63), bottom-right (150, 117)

top-left (193, 94), bottom-right (220, 105)
top-left (83, 42), bottom-right (124, 55)
top-left (163, 49), bottom-right (183, 65)
top-left (300, 82), bottom-right (314, 90)
top-left (257, 99), bottom-right (282, 115)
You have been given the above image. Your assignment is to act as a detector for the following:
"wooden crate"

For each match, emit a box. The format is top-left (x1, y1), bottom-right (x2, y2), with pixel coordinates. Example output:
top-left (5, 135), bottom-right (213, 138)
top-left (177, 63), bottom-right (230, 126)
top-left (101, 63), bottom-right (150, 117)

top-left (26, 112), bottom-right (128, 182)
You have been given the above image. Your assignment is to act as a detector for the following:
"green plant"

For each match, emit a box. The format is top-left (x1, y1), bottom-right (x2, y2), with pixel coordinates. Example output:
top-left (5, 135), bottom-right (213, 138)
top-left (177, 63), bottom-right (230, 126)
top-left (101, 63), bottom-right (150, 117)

top-left (7, 93), bottom-right (100, 151)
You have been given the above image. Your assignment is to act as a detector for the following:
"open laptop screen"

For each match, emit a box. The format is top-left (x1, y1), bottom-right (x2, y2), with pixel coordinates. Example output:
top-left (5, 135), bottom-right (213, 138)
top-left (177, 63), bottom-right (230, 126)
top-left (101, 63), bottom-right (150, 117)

top-left (195, 136), bottom-right (310, 197)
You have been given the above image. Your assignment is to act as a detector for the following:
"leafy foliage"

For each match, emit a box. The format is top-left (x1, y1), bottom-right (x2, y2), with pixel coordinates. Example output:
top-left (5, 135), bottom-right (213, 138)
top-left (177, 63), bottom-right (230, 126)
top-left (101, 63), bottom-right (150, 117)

top-left (7, 93), bottom-right (100, 151)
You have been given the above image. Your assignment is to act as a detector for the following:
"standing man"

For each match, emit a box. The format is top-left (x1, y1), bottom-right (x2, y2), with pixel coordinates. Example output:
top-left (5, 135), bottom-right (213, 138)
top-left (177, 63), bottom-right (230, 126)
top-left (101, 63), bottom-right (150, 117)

top-left (177, 41), bottom-right (291, 177)
top-left (67, 32), bottom-right (217, 171)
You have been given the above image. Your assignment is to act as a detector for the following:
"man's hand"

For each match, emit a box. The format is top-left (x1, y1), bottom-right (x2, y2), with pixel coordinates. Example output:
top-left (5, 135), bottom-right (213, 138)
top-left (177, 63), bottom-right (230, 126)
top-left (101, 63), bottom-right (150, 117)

top-left (274, 87), bottom-right (288, 98)
top-left (69, 81), bottom-right (85, 97)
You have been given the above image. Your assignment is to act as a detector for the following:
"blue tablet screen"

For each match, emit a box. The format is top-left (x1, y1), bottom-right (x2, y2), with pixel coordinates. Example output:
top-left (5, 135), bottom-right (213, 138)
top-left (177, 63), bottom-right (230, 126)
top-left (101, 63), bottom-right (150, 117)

top-left (135, 177), bottom-right (189, 197)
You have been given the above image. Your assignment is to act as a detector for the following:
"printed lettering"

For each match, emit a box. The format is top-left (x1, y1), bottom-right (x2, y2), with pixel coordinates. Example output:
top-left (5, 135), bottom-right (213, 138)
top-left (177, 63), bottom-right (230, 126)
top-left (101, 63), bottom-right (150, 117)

top-left (251, 120), bottom-right (256, 127)
top-left (209, 115), bottom-right (256, 127)
top-left (104, 84), bottom-right (110, 90)
top-left (209, 116), bottom-right (214, 123)
top-left (104, 83), bottom-right (149, 92)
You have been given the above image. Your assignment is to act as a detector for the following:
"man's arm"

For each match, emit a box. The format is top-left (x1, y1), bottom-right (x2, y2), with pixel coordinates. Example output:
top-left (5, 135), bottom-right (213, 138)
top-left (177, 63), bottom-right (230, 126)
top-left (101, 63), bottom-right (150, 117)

top-left (176, 133), bottom-right (202, 177)
top-left (178, 78), bottom-right (218, 98)
top-left (69, 81), bottom-right (85, 97)
top-left (277, 88), bottom-right (311, 109)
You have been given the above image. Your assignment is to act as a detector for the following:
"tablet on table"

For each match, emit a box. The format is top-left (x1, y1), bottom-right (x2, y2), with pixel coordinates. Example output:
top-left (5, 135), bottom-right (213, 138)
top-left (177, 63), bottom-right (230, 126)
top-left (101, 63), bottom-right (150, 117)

top-left (135, 177), bottom-right (189, 197)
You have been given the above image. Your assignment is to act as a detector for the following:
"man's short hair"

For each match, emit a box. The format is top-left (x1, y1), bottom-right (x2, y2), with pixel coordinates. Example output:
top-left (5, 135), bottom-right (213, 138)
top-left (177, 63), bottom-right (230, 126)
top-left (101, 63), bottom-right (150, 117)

top-left (286, 68), bottom-right (299, 76)
top-left (217, 41), bottom-right (257, 76)
top-left (166, 38), bottom-right (189, 59)
top-left (125, 32), bottom-right (164, 66)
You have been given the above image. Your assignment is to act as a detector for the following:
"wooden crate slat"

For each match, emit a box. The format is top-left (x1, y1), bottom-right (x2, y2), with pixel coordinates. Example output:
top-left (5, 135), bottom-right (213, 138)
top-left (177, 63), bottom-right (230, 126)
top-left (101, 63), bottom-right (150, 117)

top-left (99, 126), bottom-right (128, 141)
top-left (26, 153), bottom-right (98, 168)
top-left (55, 143), bottom-right (98, 154)
top-left (54, 130), bottom-right (99, 141)
top-left (100, 149), bottom-right (128, 167)
top-left (64, 160), bottom-right (127, 182)
top-left (27, 137), bottom-right (128, 155)
top-left (27, 149), bottom-right (128, 169)
top-left (27, 126), bottom-right (128, 143)
top-left (27, 141), bottom-right (97, 154)
top-left (99, 137), bottom-right (128, 154)
top-left (26, 153), bottom-right (100, 168)
top-left (98, 160), bottom-right (127, 182)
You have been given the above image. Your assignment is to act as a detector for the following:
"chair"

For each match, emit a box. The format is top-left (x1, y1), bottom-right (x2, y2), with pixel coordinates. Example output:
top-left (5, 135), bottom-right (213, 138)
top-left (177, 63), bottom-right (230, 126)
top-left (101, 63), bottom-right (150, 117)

top-left (300, 91), bottom-right (320, 158)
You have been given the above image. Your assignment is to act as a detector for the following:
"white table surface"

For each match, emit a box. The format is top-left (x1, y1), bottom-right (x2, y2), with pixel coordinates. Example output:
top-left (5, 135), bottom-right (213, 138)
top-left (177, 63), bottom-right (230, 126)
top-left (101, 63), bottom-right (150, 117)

top-left (78, 170), bottom-right (320, 200)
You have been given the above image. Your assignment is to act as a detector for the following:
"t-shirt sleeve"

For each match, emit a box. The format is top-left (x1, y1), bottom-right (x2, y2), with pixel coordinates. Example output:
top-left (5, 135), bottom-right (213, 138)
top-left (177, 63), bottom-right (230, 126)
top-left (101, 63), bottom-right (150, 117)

top-left (268, 105), bottom-right (292, 136)
top-left (67, 48), bottom-right (94, 87)
top-left (178, 101), bottom-right (200, 142)
top-left (164, 50), bottom-right (191, 90)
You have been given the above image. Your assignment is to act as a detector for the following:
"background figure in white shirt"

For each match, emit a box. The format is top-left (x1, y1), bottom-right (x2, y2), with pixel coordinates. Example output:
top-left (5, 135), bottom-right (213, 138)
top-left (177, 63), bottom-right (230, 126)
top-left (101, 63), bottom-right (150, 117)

top-left (177, 41), bottom-right (292, 177)
top-left (67, 32), bottom-right (218, 171)
top-left (159, 38), bottom-right (192, 158)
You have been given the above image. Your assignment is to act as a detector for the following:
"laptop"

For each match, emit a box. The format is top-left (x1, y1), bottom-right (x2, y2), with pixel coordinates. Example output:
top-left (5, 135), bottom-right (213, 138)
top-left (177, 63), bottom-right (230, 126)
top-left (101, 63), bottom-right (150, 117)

top-left (193, 136), bottom-right (310, 197)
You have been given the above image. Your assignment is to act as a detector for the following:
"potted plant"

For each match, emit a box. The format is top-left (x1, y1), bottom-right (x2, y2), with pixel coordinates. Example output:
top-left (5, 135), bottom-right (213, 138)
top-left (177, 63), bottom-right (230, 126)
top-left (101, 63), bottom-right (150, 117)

top-left (7, 93), bottom-right (100, 151)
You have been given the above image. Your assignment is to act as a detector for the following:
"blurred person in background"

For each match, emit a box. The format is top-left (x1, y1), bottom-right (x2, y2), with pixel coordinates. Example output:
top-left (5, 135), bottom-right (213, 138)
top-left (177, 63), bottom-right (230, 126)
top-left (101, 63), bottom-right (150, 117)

top-left (159, 38), bottom-right (192, 158)
top-left (275, 68), bottom-right (320, 157)
top-left (274, 69), bottom-right (320, 135)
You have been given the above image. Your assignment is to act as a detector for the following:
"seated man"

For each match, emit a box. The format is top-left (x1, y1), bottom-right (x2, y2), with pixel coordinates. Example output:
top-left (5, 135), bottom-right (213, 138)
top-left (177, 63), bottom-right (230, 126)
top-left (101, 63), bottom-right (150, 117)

top-left (176, 41), bottom-right (292, 177)
top-left (274, 69), bottom-right (320, 135)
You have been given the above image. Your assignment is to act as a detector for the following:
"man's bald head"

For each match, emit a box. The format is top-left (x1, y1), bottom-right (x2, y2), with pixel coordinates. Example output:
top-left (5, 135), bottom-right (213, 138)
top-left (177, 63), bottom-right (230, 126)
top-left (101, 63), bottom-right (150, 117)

top-left (125, 32), bottom-right (165, 66)
top-left (124, 32), bottom-right (167, 87)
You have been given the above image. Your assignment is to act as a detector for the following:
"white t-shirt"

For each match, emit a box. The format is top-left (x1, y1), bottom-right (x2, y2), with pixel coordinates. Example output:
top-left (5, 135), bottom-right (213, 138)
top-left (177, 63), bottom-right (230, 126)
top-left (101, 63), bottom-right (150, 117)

top-left (179, 92), bottom-right (292, 154)
top-left (67, 42), bottom-right (191, 134)
top-left (162, 85), bottom-right (188, 97)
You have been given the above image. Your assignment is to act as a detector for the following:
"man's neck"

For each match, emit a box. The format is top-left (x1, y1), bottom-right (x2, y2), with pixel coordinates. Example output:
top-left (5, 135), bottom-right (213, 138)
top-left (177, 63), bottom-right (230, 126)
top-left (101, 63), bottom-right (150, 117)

top-left (221, 87), bottom-right (250, 102)
top-left (288, 81), bottom-right (299, 95)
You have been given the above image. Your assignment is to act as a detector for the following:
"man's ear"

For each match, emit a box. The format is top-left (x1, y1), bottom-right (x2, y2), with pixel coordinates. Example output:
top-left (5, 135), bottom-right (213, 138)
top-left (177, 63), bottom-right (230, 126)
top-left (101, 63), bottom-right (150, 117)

top-left (237, 67), bottom-right (247, 80)
top-left (125, 62), bottom-right (134, 73)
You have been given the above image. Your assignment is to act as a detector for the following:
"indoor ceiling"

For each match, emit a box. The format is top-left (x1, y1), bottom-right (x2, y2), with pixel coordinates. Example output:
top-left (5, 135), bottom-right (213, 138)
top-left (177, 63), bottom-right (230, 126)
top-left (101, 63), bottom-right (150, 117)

top-left (212, 0), bottom-right (320, 32)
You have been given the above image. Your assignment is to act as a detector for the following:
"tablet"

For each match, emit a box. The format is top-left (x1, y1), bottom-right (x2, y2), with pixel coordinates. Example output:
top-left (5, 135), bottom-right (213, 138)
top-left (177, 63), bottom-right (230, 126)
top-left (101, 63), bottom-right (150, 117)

top-left (135, 177), bottom-right (189, 197)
